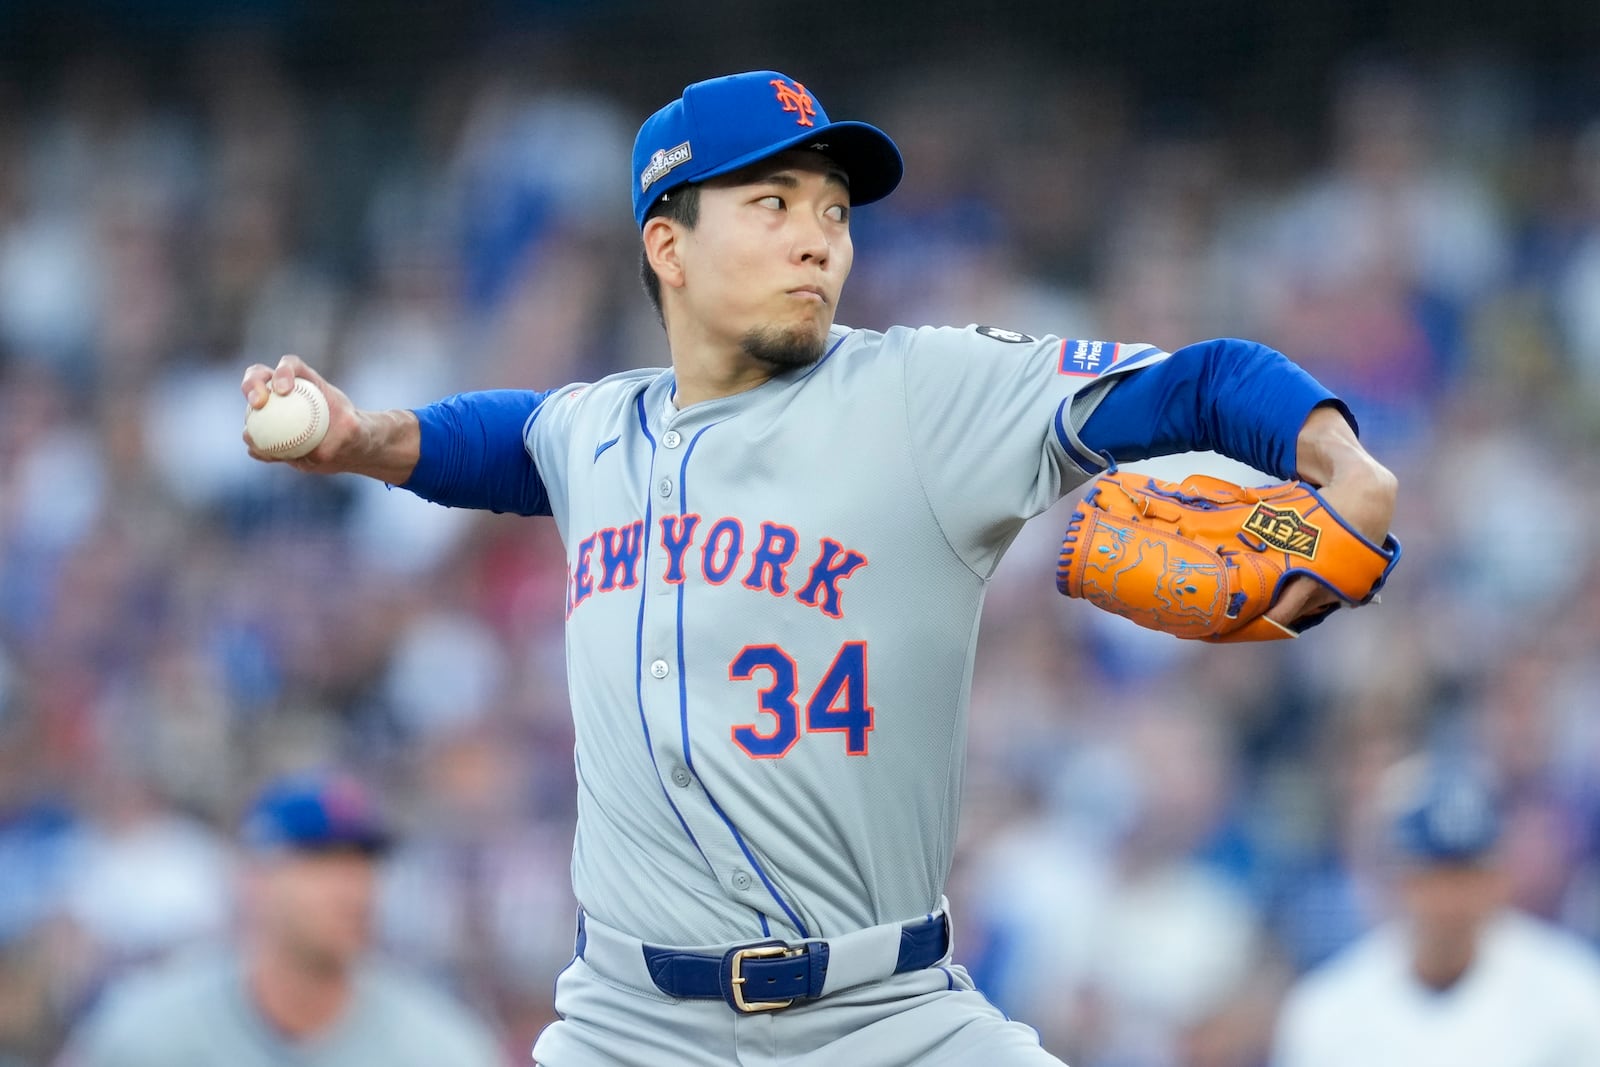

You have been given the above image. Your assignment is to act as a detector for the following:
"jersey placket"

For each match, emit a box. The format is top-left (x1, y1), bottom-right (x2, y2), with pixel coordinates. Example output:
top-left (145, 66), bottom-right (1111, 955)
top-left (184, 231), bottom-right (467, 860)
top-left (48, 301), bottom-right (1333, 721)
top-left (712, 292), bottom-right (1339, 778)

top-left (635, 405), bottom-right (797, 938)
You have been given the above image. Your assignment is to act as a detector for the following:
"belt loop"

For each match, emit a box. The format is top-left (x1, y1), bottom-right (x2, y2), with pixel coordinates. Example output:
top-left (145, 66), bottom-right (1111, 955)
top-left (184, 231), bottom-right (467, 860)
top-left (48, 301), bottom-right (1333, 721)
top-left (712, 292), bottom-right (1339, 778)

top-left (806, 940), bottom-right (830, 996)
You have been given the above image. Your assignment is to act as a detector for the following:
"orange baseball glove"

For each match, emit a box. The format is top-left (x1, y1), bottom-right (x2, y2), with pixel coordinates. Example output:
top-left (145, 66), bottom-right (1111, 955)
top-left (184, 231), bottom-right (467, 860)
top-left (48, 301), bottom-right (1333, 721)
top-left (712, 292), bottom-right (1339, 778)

top-left (1056, 470), bottom-right (1401, 642)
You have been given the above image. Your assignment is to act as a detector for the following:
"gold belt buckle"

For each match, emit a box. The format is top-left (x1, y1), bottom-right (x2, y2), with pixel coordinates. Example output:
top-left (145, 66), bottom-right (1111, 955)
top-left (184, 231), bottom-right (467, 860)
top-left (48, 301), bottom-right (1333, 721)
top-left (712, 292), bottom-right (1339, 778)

top-left (728, 943), bottom-right (803, 1012)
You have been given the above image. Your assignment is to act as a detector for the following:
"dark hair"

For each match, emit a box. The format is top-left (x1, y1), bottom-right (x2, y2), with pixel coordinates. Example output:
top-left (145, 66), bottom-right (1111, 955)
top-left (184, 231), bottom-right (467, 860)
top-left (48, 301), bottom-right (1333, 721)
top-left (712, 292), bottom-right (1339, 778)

top-left (639, 183), bottom-right (701, 325)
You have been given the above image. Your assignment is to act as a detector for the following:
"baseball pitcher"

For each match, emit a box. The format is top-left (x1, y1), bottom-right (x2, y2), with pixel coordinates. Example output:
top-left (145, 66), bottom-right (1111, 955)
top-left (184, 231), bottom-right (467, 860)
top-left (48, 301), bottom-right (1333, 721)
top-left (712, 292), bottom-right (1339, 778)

top-left (241, 70), bottom-right (1399, 1066)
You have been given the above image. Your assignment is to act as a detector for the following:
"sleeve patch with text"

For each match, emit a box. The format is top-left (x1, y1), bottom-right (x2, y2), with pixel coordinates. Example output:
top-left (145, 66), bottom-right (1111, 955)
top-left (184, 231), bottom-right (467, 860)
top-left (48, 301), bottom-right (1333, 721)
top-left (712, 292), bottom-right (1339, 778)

top-left (1058, 339), bottom-right (1121, 377)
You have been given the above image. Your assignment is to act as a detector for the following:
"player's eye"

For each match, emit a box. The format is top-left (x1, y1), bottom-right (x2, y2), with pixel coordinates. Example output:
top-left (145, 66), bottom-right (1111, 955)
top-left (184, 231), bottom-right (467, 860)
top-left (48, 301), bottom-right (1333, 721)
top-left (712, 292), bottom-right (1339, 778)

top-left (824, 203), bottom-right (849, 223)
top-left (757, 195), bottom-right (785, 211)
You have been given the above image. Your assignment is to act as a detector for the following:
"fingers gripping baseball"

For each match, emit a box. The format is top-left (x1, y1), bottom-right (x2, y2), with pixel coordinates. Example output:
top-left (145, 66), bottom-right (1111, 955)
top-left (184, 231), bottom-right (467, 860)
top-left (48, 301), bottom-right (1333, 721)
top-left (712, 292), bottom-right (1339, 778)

top-left (240, 355), bottom-right (358, 470)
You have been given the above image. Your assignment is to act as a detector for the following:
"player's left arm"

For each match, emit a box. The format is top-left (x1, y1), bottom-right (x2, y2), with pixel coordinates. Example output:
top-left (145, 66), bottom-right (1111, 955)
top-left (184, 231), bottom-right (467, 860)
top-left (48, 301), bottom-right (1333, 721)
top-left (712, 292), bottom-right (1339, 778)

top-left (1076, 337), bottom-right (1398, 621)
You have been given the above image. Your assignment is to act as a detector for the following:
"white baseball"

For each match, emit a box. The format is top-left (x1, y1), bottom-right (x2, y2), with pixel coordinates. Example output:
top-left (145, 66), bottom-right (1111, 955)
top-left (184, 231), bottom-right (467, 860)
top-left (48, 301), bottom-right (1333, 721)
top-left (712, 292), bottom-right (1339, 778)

top-left (246, 378), bottom-right (330, 459)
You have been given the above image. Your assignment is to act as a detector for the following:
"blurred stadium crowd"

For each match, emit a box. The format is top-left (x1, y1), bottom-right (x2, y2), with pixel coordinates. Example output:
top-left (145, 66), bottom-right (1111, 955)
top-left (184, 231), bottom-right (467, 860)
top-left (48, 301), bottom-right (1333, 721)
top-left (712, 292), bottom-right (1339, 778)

top-left (2, 25), bottom-right (1599, 1067)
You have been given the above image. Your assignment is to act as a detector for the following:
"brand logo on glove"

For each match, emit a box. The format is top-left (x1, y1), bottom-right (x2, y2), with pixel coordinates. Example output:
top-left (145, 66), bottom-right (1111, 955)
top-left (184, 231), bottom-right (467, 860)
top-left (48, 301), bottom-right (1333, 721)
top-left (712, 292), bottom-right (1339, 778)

top-left (1243, 504), bottom-right (1320, 559)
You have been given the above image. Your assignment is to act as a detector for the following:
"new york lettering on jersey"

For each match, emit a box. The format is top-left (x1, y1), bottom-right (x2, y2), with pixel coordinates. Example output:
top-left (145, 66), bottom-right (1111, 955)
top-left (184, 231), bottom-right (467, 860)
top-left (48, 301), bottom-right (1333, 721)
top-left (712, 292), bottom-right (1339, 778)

top-left (566, 515), bottom-right (866, 620)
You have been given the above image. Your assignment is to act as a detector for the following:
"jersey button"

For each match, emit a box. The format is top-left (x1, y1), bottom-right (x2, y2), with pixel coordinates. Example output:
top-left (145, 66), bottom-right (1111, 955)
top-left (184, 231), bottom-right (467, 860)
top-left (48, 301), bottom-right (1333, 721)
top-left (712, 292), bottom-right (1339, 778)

top-left (670, 766), bottom-right (692, 788)
top-left (649, 659), bottom-right (670, 679)
top-left (662, 430), bottom-right (682, 448)
top-left (657, 477), bottom-right (673, 497)
top-left (730, 870), bottom-right (753, 891)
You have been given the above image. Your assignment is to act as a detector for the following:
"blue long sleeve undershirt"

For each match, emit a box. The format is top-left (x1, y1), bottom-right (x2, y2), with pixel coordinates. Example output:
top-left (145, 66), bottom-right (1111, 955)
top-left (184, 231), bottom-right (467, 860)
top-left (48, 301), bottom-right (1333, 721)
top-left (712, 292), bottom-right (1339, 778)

top-left (401, 388), bottom-right (555, 516)
top-left (1077, 338), bottom-right (1353, 479)
top-left (399, 338), bottom-right (1352, 515)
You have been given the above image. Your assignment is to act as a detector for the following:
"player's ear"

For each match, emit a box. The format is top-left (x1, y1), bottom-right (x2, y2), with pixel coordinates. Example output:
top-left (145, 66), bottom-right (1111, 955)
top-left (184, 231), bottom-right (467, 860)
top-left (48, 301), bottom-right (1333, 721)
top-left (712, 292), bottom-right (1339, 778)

top-left (642, 216), bottom-right (686, 291)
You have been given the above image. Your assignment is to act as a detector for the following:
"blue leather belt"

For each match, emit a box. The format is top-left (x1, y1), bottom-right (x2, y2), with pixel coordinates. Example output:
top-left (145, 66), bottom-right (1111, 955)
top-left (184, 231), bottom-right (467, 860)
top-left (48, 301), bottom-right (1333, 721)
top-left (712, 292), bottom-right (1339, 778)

top-left (629, 912), bottom-right (949, 1013)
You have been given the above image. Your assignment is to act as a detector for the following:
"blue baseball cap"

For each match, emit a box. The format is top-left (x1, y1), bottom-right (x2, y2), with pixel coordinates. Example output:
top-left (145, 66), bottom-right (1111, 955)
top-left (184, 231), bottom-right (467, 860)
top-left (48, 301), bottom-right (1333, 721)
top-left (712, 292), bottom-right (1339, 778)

top-left (632, 70), bottom-right (903, 228)
top-left (1389, 762), bottom-right (1502, 865)
top-left (241, 771), bottom-right (393, 856)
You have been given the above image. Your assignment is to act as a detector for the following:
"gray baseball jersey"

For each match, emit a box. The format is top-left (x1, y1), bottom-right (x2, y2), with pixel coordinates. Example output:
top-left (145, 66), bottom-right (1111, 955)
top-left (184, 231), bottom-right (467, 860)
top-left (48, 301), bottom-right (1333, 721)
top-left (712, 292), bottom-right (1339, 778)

top-left (524, 323), bottom-right (1166, 946)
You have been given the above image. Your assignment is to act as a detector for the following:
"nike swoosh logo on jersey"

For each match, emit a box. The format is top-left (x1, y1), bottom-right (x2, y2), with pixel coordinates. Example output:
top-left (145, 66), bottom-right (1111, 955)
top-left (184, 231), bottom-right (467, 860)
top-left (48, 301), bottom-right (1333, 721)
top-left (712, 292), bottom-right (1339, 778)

top-left (593, 436), bottom-right (620, 462)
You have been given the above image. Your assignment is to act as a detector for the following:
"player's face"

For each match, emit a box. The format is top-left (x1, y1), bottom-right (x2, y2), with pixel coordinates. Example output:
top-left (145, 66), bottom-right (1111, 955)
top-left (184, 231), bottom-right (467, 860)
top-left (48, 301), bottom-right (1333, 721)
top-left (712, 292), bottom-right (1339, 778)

top-left (252, 850), bottom-right (379, 971)
top-left (681, 150), bottom-right (854, 369)
top-left (1399, 862), bottom-right (1506, 942)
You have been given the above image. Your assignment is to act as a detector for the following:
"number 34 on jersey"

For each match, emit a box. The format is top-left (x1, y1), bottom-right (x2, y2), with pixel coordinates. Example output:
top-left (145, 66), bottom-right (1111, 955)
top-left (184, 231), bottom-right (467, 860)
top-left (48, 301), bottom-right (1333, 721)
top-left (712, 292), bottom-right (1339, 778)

top-left (729, 641), bottom-right (873, 760)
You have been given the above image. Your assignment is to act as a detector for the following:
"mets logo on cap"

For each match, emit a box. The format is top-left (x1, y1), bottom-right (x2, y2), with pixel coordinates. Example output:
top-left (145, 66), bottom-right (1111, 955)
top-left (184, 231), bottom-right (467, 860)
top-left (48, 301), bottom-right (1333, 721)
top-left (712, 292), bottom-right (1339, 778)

top-left (771, 78), bottom-right (816, 127)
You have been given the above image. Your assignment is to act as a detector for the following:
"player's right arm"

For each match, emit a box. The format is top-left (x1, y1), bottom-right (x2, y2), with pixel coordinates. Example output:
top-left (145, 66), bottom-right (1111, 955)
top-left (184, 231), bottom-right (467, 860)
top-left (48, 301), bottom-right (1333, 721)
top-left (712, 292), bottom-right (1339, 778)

top-left (240, 354), bottom-right (556, 516)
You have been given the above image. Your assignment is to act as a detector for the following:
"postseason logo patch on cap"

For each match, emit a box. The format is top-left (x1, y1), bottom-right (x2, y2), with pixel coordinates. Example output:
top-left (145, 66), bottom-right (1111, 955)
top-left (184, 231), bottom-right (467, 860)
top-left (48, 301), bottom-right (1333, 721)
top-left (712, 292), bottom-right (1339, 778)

top-left (641, 142), bottom-right (693, 192)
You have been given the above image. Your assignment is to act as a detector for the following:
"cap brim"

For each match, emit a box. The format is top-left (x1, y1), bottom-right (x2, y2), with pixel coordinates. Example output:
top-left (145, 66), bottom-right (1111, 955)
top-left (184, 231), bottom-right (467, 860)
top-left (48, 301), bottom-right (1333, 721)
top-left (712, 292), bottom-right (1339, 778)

top-left (694, 119), bottom-right (904, 207)
top-left (1398, 846), bottom-right (1498, 868)
top-left (242, 823), bottom-right (394, 857)
top-left (344, 829), bottom-right (394, 857)
top-left (268, 832), bottom-right (392, 858)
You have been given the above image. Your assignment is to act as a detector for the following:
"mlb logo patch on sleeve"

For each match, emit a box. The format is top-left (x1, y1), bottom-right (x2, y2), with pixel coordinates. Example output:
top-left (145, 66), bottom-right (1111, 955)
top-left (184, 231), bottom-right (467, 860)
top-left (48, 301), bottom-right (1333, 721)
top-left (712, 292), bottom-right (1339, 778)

top-left (1057, 340), bottom-right (1121, 377)
top-left (975, 325), bottom-right (1035, 343)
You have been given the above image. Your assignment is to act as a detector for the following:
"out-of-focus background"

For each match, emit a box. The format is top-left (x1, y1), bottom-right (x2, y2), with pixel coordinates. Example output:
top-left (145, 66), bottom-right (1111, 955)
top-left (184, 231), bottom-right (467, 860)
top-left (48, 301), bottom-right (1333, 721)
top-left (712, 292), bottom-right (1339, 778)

top-left (2, 1), bottom-right (1599, 1064)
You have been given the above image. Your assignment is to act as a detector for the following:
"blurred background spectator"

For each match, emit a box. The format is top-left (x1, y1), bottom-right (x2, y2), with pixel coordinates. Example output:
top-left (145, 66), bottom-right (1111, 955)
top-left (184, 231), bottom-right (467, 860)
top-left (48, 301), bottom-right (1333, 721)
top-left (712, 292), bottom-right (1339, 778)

top-left (56, 769), bottom-right (506, 1066)
top-left (1272, 754), bottom-right (1600, 1066)
top-left (1, 2), bottom-right (1599, 1064)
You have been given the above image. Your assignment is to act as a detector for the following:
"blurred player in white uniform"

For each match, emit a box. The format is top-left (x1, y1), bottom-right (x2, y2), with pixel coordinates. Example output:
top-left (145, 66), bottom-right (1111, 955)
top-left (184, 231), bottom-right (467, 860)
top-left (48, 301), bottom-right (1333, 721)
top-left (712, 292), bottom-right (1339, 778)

top-left (59, 771), bottom-right (505, 1067)
top-left (1273, 756), bottom-right (1600, 1067)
